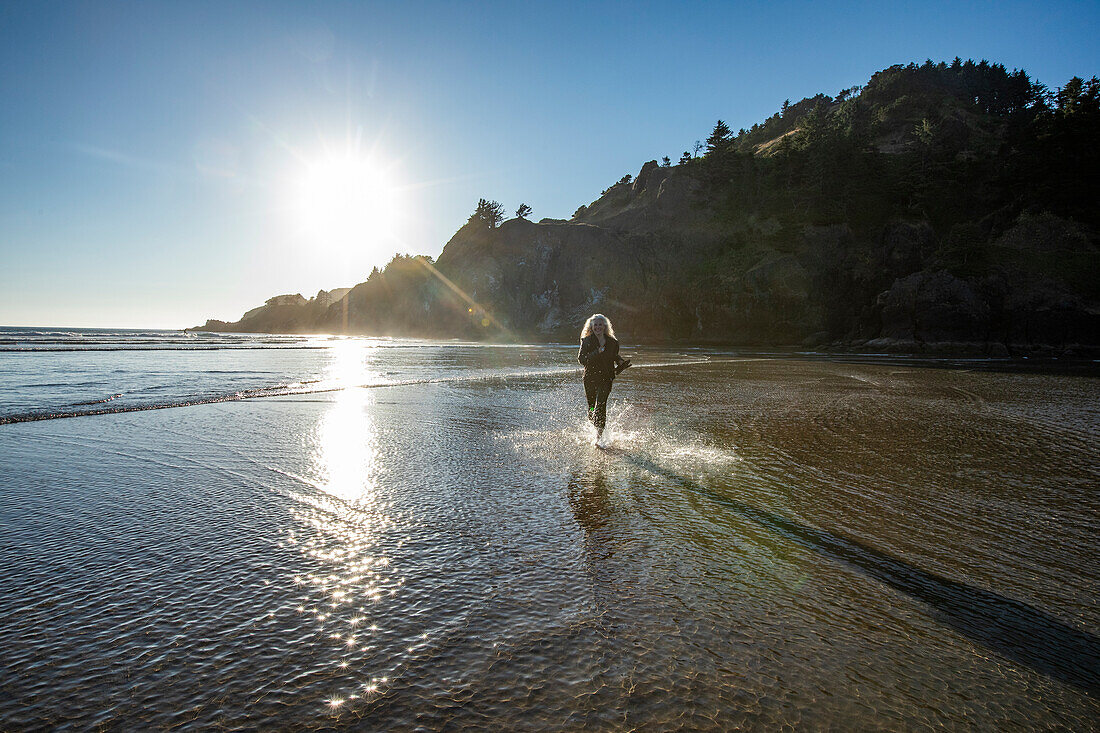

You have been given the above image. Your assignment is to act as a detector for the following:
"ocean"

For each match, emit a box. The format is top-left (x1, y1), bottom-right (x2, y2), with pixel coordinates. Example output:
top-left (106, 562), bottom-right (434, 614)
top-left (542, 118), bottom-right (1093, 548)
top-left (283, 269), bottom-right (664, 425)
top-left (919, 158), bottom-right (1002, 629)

top-left (1, 327), bottom-right (1097, 729)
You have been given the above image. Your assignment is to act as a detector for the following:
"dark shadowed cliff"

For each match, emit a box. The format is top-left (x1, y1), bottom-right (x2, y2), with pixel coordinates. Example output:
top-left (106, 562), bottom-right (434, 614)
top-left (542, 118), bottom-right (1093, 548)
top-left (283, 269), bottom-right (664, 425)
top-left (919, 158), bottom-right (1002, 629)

top-left (192, 60), bottom-right (1100, 355)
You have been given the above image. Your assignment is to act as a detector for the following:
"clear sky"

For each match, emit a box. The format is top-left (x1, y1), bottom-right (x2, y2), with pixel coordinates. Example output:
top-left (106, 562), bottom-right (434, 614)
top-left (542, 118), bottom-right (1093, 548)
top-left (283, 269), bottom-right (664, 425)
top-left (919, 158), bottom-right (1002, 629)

top-left (2, 0), bottom-right (1098, 328)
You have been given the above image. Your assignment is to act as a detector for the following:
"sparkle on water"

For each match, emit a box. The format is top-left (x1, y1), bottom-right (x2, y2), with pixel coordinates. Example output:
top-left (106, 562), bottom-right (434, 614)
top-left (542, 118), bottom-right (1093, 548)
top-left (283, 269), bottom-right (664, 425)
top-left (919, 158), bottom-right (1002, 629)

top-left (0, 339), bottom-right (1096, 729)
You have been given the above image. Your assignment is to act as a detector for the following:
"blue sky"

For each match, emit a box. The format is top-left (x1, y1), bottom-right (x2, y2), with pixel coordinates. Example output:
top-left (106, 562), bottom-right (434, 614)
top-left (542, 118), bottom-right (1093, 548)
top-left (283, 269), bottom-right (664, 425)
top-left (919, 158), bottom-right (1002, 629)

top-left (2, 0), bottom-right (1098, 328)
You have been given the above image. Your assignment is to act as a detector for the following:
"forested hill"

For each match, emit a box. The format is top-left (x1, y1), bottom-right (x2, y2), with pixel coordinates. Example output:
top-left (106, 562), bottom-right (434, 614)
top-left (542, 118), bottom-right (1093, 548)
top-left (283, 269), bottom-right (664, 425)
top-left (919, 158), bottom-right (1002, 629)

top-left (192, 60), bottom-right (1100, 355)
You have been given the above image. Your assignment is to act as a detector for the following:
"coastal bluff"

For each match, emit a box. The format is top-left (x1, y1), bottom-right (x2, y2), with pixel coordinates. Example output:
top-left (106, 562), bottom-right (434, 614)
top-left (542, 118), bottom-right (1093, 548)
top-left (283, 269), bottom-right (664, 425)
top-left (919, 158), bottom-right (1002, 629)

top-left (192, 289), bottom-right (349, 335)
top-left (191, 60), bottom-right (1100, 355)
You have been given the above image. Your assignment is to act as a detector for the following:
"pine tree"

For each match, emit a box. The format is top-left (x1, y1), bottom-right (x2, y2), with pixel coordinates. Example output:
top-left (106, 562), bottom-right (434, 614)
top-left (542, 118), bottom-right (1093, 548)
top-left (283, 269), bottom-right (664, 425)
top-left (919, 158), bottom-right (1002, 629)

top-left (706, 119), bottom-right (733, 154)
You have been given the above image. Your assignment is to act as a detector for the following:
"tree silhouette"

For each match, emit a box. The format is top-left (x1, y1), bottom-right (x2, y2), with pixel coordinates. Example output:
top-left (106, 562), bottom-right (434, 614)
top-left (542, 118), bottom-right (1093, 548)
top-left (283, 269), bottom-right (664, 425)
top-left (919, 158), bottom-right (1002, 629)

top-left (661, 156), bottom-right (671, 167)
top-left (618, 174), bottom-right (633, 185)
top-left (679, 151), bottom-right (692, 164)
top-left (515, 203), bottom-right (532, 219)
top-left (706, 119), bottom-right (733, 154)
top-left (1055, 76), bottom-right (1097, 113)
top-left (469, 198), bottom-right (505, 228)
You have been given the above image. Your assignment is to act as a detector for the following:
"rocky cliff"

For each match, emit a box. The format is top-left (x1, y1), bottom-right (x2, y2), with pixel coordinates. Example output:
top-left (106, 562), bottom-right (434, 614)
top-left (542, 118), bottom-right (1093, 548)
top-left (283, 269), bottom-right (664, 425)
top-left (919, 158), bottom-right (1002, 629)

top-left (192, 289), bottom-right (348, 334)
top-left (191, 60), bottom-right (1100, 355)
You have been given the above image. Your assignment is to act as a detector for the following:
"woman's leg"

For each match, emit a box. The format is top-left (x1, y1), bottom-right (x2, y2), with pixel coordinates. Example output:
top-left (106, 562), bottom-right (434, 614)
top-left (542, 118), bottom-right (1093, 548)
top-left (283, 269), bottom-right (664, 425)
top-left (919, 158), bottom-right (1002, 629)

top-left (593, 379), bottom-right (612, 433)
top-left (583, 377), bottom-right (598, 424)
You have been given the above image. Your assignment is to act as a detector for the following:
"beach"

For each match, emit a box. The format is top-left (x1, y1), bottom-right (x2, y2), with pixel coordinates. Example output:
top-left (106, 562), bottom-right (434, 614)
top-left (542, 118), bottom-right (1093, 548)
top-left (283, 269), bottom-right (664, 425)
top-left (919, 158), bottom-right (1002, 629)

top-left (1, 341), bottom-right (1098, 729)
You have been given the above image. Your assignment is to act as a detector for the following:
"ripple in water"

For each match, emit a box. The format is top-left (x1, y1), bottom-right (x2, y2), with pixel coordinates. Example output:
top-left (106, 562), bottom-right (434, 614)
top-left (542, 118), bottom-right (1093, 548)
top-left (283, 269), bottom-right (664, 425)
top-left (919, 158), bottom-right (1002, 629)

top-left (0, 352), bottom-right (1097, 729)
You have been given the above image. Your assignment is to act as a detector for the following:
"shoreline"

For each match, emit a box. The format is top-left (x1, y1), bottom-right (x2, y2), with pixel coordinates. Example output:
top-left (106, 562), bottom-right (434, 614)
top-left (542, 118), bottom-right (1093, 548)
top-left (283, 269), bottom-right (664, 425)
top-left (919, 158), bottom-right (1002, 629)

top-left (3, 350), bottom-right (1097, 429)
top-left (180, 325), bottom-right (1100, 361)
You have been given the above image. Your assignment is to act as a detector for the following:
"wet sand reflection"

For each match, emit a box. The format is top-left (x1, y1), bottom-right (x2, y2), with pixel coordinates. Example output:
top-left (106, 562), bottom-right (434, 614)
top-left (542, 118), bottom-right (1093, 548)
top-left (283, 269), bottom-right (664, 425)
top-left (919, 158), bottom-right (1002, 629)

top-left (568, 466), bottom-right (615, 615)
top-left (620, 451), bottom-right (1100, 696)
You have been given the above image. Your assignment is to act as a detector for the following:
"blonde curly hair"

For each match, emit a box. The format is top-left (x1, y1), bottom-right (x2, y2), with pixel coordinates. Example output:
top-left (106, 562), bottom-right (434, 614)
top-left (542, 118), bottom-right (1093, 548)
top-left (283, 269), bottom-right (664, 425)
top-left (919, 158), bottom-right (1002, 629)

top-left (580, 313), bottom-right (616, 339)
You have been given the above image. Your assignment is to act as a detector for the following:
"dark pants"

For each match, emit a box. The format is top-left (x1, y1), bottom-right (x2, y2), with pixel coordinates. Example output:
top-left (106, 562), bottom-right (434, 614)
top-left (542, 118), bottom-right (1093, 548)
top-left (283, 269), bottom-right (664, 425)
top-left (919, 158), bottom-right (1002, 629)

top-left (583, 375), bottom-right (613, 433)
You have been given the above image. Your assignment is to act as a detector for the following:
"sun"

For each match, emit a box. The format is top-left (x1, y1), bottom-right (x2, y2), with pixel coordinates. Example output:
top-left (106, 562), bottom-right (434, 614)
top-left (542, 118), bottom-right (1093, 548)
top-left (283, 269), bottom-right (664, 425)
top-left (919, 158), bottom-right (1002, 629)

top-left (294, 152), bottom-right (401, 256)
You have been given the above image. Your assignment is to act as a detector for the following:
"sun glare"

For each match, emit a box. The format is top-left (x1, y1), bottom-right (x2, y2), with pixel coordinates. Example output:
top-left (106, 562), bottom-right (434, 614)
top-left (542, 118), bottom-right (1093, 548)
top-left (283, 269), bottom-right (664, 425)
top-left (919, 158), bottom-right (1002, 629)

top-left (295, 152), bottom-right (401, 255)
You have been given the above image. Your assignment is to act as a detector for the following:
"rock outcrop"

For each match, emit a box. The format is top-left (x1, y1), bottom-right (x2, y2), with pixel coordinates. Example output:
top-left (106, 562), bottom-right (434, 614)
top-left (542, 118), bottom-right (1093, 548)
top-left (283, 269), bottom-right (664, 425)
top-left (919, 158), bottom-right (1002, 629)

top-left (313, 288), bottom-right (350, 309)
top-left (877, 271), bottom-right (991, 343)
top-left (190, 60), bottom-right (1100, 355)
top-left (191, 166), bottom-right (1098, 353)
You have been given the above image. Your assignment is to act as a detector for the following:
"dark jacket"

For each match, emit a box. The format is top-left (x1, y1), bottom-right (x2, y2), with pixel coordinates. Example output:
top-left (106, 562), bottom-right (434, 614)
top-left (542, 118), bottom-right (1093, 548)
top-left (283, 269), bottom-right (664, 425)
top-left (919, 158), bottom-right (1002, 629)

top-left (578, 335), bottom-right (620, 380)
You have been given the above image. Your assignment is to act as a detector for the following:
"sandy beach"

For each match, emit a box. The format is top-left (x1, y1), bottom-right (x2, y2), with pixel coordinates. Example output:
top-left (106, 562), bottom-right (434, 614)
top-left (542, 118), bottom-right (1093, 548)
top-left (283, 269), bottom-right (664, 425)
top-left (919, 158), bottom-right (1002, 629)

top-left (1, 357), bottom-right (1098, 729)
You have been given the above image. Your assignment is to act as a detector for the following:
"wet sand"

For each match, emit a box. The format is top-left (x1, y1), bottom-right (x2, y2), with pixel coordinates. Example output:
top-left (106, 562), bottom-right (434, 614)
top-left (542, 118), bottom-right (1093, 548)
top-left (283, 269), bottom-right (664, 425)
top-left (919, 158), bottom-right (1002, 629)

top-left (1, 358), bottom-right (1097, 729)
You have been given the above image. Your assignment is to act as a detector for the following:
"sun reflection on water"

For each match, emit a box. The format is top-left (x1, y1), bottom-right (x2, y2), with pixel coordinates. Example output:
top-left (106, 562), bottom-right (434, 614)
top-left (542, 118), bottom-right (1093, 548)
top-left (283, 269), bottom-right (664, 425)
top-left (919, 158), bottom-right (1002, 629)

top-left (312, 341), bottom-right (381, 504)
top-left (276, 340), bottom-right (411, 715)
top-left (312, 388), bottom-right (378, 503)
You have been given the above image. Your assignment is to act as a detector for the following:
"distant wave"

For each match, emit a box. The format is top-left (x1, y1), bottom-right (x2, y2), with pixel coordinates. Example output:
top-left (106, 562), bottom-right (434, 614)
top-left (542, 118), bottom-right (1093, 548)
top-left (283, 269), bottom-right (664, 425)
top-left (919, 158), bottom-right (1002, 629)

top-left (0, 329), bottom-right (574, 352)
top-left (0, 327), bottom-right (341, 351)
top-left (0, 360), bottom-right (712, 425)
top-left (0, 342), bottom-right (573, 353)
top-left (0, 345), bottom-right (337, 352)
top-left (71, 393), bottom-right (124, 406)
top-left (0, 384), bottom-right (316, 425)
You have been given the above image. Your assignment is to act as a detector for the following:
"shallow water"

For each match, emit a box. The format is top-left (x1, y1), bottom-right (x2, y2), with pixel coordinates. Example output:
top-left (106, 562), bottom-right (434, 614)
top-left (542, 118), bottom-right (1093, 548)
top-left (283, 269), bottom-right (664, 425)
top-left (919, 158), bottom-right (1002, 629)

top-left (0, 341), bottom-right (1097, 729)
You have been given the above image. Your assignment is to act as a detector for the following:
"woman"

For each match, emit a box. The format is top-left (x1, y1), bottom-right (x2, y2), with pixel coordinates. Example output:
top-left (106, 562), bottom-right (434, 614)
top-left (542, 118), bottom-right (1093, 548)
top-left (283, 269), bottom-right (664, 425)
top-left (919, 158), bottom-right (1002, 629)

top-left (577, 313), bottom-right (630, 441)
